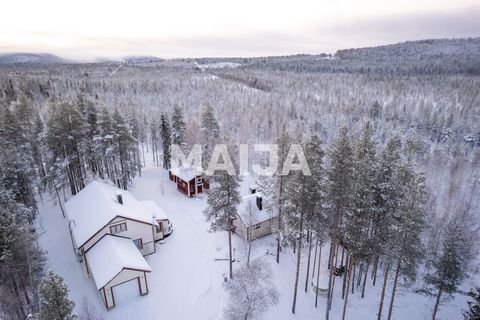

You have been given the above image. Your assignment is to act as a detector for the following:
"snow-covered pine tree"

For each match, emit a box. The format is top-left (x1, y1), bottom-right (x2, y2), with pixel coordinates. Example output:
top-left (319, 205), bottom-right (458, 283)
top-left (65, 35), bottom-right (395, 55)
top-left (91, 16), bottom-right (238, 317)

top-left (424, 218), bottom-right (475, 320)
top-left (0, 101), bottom-right (38, 217)
top-left (341, 122), bottom-right (376, 320)
top-left (284, 137), bottom-right (322, 314)
top-left (325, 126), bottom-right (354, 320)
top-left (386, 164), bottom-right (427, 320)
top-left (200, 104), bottom-right (220, 166)
top-left (307, 137), bottom-right (330, 309)
top-left (258, 123), bottom-right (291, 264)
top-left (160, 113), bottom-right (172, 170)
top-left (75, 94), bottom-right (100, 176)
top-left (96, 107), bottom-right (114, 180)
top-left (375, 136), bottom-right (403, 320)
top-left (46, 100), bottom-right (86, 195)
top-left (464, 288), bottom-right (480, 320)
top-left (203, 166), bottom-right (241, 279)
top-left (112, 108), bottom-right (138, 189)
top-left (171, 104), bottom-right (187, 148)
top-left (37, 271), bottom-right (75, 320)
top-left (125, 108), bottom-right (142, 177)
top-left (150, 116), bottom-right (160, 166)
top-left (301, 135), bottom-right (327, 294)
top-left (0, 186), bottom-right (45, 319)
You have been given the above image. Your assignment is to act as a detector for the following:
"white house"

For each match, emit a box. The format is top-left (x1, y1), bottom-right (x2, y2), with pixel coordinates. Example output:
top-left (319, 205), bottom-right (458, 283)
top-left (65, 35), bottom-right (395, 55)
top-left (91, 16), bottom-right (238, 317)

top-left (86, 234), bottom-right (151, 310)
top-left (65, 181), bottom-right (172, 309)
top-left (232, 191), bottom-right (279, 241)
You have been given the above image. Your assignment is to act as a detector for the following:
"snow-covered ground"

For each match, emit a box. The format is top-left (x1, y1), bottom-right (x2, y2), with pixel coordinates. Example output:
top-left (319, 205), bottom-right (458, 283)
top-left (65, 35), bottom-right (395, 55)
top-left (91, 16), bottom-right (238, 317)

top-left (37, 159), bottom-right (474, 319)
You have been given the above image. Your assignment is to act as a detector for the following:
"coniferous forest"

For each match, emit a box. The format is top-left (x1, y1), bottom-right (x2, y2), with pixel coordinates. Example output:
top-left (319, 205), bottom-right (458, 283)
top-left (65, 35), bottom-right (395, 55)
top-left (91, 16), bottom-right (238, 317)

top-left (0, 38), bottom-right (479, 319)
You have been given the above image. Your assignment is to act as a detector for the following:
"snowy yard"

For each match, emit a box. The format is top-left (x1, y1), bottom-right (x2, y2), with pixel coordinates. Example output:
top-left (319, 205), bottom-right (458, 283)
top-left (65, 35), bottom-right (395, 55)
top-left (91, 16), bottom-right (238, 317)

top-left (37, 161), bottom-right (474, 320)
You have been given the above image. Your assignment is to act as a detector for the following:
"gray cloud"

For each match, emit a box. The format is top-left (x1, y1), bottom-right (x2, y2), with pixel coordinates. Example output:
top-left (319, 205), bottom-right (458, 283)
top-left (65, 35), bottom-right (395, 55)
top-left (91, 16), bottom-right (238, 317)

top-left (0, 5), bottom-right (479, 59)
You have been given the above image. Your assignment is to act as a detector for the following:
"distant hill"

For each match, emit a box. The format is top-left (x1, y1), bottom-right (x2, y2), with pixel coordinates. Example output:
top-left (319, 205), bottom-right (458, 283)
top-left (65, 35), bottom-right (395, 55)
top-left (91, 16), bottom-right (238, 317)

top-left (122, 55), bottom-right (164, 64)
top-left (245, 38), bottom-right (480, 76)
top-left (0, 53), bottom-right (67, 64)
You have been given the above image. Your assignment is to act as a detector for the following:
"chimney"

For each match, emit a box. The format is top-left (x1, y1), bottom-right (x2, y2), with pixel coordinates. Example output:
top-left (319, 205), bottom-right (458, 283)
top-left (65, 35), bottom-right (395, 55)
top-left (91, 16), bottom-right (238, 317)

top-left (256, 195), bottom-right (262, 211)
top-left (116, 193), bottom-right (123, 205)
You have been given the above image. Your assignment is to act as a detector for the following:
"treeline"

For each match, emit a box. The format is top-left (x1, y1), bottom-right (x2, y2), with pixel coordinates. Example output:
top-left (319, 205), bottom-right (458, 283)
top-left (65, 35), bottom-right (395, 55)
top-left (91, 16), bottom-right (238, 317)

top-left (245, 38), bottom-right (480, 76)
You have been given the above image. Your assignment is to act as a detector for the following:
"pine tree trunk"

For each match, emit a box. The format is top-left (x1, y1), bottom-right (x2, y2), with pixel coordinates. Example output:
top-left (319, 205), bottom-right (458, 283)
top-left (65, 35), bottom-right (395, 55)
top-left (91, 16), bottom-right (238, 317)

top-left (357, 262), bottom-right (364, 288)
top-left (305, 230), bottom-right (313, 293)
top-left (361, 258), bottom-right (370, 298)
top-left (351, 261), bottom-right (356, 294)
top-left (387, 257), bottom-right (402, 320)
top-left (432, 283), bottom-right (443, 320)
top-left (326, 205), bottom-right (341, 320)
top-left (342, 257), bottom-right (354, 320)
top-left (315, 244), bottom-right (322, 308)
top-left (292, 213), bottom-right (304, 314)
top-left (342, 254), bottom-right (349, 299)
top-left (55, 186), bottom-right (65, 218)
top-left (372, 255), bottom-right (379, 286)
top-left (312, 238), bottom-right (319, 280)
top-left (276, 177), bottom-right (284, 264)
top-left (377, 261), bottom-right (390, 320)
top-left (228, 218), bottom-right (233, 279)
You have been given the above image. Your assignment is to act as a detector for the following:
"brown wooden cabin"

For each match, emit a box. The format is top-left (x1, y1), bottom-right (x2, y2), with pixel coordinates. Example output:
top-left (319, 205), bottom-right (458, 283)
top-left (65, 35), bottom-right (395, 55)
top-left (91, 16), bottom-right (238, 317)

top-left (169, 166), bottom-right (209, 197)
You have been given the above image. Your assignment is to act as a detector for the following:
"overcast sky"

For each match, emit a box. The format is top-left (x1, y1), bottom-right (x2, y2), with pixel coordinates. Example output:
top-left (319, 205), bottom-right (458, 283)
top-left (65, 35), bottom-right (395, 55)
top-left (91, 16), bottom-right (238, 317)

top-left (1, 0), bottom-right (479, 60)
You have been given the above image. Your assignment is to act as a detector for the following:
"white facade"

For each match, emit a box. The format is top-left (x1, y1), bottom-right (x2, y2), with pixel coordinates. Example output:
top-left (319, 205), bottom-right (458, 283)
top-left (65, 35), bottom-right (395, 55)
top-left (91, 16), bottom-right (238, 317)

top-left (64, 181), bottom-right (172, 310)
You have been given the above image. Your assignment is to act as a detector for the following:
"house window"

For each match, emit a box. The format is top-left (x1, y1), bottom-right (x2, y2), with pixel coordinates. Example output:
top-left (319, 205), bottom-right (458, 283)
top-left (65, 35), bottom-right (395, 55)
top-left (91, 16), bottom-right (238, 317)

top-left (110, 222), bottom-right (127, 234)
top-left (254, 223), bottom-right (261, 230)
top-left (156, 222), bottom-right (163, 233)
top-left (133, 238), bottom-right (143, 250)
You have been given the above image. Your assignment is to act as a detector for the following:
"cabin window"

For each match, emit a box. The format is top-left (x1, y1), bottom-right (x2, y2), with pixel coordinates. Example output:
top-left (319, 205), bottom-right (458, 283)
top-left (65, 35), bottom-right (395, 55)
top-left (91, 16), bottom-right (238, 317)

top-left (133, 238), bottom-right (143, 250)
top-left (156, 222), bottom-right (163, 233)
top-left (254, 223), bottom-right (261, 230)
top-left (110, 222), bottom-right (127, 234)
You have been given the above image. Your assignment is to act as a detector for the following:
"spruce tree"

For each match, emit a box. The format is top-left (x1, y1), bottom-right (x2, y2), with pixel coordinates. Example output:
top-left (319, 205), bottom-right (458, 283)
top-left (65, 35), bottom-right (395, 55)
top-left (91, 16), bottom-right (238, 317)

top-left (425, 219), bottom-right (473, 320)
top-left (464, 288), bottom-right (480, 320)
top-left (342, 122), bottom-right (376, 320)
top-left (171, 104), bottom-right (187, 148)
top-left (38, 271), bottom-right (75, 320)
top-left (112, 108), bottom-right (137, 189)
top-left (325, 126), bottom-right (354, 320)
top-left (284, 136), bottom-right (324, 313)
top-left (160, 113), bottom-right (172, 170)
top-left (46, 100), bottom-right (86, 195)
top-left (375, 136), bottom-right (403, 320)
top-left (200, 104), bottom-right (220, 165)
top-left (258, 123), bottom-right (291, 264)
top-left (0, 103), bottom-right (38, 217)
top-left (203, 168), bottom-right (241, 279)
top-left (386, 164), bottom-right (426, 320)
top-left (0, 187), bottom-right (45, 319)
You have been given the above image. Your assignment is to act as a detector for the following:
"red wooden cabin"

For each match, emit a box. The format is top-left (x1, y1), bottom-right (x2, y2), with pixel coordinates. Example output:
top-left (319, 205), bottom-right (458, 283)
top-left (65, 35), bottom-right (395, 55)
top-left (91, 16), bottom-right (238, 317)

top-left (169, 165), bottom-right (209, 197)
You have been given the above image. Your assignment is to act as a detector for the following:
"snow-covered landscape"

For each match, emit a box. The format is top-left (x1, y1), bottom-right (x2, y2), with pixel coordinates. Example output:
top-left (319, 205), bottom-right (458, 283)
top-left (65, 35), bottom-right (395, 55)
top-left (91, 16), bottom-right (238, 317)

top-left (31, 153), bottom-right (475, 320)
top-left (1, 1), bottom-right (480, 319)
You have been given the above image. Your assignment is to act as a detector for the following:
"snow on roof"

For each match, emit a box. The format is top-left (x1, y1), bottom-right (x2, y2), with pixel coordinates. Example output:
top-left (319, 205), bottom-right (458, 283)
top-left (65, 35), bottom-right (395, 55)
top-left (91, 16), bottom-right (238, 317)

top-left (86, 235), bottom-right (151, 290)
top-left (141, 200), bottom-right (168, 220)
top-left (171, 164), bottom-right (202, 182)
top-left (66, 181), bottom-right (164, 247)
top-left (237, 193), bottom-right (275, 226)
